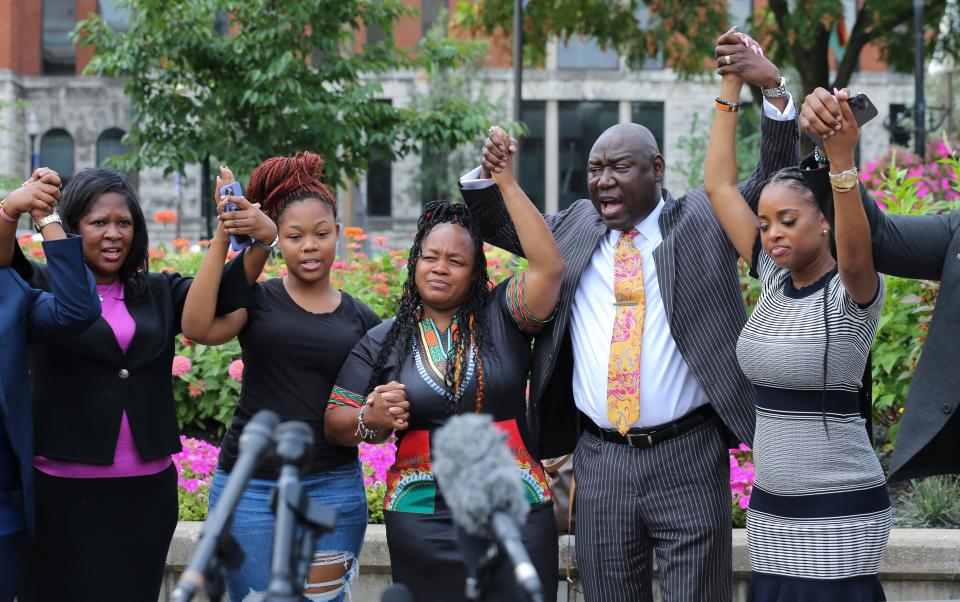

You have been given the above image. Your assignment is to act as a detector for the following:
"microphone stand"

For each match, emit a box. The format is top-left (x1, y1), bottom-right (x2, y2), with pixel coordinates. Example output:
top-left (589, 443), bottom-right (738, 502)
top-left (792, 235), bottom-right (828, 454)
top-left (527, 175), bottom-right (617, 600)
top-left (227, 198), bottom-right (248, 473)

top-left (171, 410), bottom-right (280, 602)
top-left (265, 421), bottom-right (338, 602)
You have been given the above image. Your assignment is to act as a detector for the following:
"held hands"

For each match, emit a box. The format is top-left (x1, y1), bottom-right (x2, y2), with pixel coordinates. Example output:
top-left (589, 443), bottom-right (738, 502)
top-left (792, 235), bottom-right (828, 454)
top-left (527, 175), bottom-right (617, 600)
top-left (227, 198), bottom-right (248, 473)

top-left (4, 168), bottom-right (62, 220)
top-left (714, 27), bottom-right (780, 89)
top-left (364, 381), bottom-right (411, 433)
top-left (799, 87), bottom-right (860, 154)
top-left (487, 126), bottom-right (516, 186)
top-left (214, 165), bottom-right (278, 247)
top-left (480, 126), bottom-right (518, 181)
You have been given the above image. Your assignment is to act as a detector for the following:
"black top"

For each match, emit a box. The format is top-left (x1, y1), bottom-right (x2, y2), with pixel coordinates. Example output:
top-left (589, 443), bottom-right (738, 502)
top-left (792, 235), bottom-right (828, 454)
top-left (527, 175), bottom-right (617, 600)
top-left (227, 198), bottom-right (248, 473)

top-left (330, 277), bottom-right (552, 514)
top-left (218, 276), bottom-right (381, 479)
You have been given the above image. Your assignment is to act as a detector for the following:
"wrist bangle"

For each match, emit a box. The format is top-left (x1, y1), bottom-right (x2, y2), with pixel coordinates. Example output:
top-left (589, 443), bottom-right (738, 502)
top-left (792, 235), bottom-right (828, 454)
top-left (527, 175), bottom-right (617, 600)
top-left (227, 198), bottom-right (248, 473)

top-left (813, 145), bottom-right (829, 165)
top-left (0, 205), bottom-right (16, 224)
top-left (715, 97), bottom-right (741, 113)
top-left (252, 232), bottom-right (279, 251)
top-left (355, 405), bottom-right (378, 441)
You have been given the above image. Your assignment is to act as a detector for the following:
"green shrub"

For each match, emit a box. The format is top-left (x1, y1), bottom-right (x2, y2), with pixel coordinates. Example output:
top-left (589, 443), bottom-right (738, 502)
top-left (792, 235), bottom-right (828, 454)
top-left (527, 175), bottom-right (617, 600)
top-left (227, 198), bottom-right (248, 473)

top-left (900, 475), bottom-right (960, 528)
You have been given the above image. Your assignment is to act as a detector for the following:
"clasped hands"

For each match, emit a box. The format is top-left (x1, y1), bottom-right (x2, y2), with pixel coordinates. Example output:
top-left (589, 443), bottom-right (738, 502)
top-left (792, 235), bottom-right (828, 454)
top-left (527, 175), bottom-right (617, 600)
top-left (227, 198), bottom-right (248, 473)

top-left (363, 381), bottom-right (411, 434)
top-left (3, 167), bottom-right (62, 222)
top-left (799, 88), bottom-right (862, 160)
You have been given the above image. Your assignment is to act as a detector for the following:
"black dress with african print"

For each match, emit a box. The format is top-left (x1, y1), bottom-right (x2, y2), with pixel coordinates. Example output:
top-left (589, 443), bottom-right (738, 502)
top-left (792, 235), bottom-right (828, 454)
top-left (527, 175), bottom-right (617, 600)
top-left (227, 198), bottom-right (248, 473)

top-left (328, 273), bottom-right (558, 601)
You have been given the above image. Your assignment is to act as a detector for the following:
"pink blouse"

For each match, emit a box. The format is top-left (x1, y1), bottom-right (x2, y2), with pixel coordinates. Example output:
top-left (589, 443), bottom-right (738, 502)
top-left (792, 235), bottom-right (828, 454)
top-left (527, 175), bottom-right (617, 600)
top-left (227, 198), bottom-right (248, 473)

top-left (34, 280), bottom-right (172, 478)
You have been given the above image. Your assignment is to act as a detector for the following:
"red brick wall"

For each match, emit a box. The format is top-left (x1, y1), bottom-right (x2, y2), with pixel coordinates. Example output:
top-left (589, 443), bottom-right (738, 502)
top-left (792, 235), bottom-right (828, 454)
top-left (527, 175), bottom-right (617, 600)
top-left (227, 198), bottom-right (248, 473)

top-left (0, 0), bottom-right (42, 75)
top-left (76, 0), bottom-right (99, 74)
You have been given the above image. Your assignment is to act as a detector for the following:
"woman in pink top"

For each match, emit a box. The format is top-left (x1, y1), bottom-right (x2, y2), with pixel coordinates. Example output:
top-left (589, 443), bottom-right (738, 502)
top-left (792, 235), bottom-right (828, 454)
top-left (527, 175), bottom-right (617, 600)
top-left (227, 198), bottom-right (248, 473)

top-left (13, 168), bottom-right (255, 601)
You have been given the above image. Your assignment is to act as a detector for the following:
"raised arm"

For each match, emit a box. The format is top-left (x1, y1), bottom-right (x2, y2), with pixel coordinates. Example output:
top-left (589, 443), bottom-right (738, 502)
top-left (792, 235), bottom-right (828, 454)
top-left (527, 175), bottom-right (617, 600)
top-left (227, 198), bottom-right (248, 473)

top-left (0, 169), bottom-right (64, 265)
top-left (820, 94), bottom-right (878, 304)
top-left (801, 88), bottom-right (957, 281)
top-left (459, 132), bottom-right (574, 257)
top-left (704, 76), bottom-right (760, 265)
top-left (488, 126), bottom-right (564, 319)
top-left (216, 166), bottom-right (278, 286)
top-left (715, 28), bottom-right (799, 211)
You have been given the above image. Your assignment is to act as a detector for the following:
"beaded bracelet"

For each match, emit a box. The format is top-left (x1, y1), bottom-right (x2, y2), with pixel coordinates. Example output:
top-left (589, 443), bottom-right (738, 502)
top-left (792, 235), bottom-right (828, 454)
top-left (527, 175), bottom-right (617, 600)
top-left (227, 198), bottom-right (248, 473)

top-left (355, 405), bottom-right (378, 441)
top-left (715, 97), bottom-right (741, 113)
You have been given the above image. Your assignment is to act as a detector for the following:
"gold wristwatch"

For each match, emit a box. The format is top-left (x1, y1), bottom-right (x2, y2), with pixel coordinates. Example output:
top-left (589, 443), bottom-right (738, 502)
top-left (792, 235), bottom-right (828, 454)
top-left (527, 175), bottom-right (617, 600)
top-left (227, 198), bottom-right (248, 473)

top-left (828, 168), bottom-right (859, 193)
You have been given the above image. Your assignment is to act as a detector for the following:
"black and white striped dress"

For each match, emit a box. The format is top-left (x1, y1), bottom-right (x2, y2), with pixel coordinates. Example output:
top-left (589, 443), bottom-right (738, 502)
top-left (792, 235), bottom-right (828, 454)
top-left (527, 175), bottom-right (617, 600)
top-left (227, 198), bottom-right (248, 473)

top-left (736, 250), bottom-right (892, 601)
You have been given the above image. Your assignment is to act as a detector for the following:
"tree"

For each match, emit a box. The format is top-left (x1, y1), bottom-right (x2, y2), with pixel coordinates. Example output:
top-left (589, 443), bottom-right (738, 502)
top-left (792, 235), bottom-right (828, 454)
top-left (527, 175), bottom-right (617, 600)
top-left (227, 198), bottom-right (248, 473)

top-left (75, 0), bottom-right (496, 184)
top-left (459, 0), bottom-right (958, 100)
top-left (409, 10), bottom-right (513, 205)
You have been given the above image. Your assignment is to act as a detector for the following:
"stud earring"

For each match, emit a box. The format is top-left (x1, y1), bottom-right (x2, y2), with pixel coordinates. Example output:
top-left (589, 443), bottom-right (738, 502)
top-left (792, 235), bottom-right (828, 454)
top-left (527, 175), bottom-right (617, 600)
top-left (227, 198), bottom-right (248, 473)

top-left (821, 229), bottom-right (828, 235)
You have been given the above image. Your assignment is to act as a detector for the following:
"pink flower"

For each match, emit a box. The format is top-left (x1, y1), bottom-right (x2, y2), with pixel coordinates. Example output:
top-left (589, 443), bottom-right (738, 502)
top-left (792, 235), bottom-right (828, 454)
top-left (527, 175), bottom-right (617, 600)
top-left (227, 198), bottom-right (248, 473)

top-left (172, 355), bottom-right (192, 377)
top-left (228, 359), bottom-right (244, 382)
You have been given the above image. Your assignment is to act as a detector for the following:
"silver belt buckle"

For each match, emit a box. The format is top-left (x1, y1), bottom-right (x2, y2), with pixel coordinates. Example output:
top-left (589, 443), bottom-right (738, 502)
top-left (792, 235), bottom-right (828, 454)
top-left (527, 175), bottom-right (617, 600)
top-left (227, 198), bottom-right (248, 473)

top-left (626, 432), bottom-right (655, 447)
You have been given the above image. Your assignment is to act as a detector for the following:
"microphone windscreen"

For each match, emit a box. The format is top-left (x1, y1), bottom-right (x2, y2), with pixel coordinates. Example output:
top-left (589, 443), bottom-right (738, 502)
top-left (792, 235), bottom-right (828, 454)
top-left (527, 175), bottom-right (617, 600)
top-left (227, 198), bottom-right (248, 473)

top-left (433, 413), bottom-right (529, 538)
top-left (380, 583), bottom-right (414, 602)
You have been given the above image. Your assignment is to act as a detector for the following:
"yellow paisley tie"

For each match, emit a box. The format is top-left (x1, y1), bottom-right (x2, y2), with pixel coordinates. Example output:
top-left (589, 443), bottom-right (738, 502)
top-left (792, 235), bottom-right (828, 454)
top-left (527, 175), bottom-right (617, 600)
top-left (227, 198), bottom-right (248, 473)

top-left (607, 228), bottom-right (645, 435)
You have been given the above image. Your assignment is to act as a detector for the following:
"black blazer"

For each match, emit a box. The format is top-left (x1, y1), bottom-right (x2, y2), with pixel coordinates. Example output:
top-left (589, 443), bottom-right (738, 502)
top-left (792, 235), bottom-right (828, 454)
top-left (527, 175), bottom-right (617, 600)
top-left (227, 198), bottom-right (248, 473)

top-left (13, 246), bottom-right (246, 465)
top-left (461, 116), bottom-right (800, 458)
top-left (804, 159), bottom-right (960, 481)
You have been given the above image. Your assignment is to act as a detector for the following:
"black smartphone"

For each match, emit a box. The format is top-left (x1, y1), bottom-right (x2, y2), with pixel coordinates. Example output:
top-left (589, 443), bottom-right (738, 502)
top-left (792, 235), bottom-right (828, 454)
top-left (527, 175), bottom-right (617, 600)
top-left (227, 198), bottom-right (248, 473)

top-left (806, 92), bottom-right (878, 147)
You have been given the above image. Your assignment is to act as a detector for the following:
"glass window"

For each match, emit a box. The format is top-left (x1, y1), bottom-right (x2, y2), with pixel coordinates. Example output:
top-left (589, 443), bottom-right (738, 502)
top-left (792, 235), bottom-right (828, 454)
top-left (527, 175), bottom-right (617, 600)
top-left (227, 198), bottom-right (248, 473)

top-left (366, 24), bottom-right (384, 46)
top-left (96, 128), bottom-right (131, 166)
top-left (42, 0), bottom-right (76, 75)
top-left (517, 101), bottom-right (546, 212)
top-left (98, 0), bottom-right (130, 32)
top-left (40, 129), bottom-right (75, 180)
top-left (422, 0), bottom-right (446, 37)
top-left (631, 101), bottom-right (665, 154)
top-left (558, 101), bottom-right (619, 210)
top-left (367, 149), bottom-right (392, 217)
top-left (556, 36), bottom-right (619, 70)
top-left (727, 0), bottom-right (753, 31)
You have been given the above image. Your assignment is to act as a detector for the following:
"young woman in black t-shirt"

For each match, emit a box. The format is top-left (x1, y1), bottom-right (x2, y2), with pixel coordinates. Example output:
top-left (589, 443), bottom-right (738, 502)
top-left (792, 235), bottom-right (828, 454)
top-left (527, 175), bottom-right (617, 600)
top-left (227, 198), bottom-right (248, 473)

top-left (182, 152), bottom-right (409, 601)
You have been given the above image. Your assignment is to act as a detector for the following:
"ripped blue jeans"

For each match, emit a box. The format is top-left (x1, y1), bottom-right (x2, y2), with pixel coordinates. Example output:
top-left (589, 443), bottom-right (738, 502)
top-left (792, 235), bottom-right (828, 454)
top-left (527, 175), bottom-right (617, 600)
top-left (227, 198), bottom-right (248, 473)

top-left (208, 461), bottom-right (368, 602)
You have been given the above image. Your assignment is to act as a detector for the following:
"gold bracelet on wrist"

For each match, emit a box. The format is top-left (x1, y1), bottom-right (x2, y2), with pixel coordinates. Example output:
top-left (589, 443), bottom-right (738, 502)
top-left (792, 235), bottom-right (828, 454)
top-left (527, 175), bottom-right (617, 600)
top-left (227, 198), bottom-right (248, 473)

top-left (828, 167), bottom-right (859, 193)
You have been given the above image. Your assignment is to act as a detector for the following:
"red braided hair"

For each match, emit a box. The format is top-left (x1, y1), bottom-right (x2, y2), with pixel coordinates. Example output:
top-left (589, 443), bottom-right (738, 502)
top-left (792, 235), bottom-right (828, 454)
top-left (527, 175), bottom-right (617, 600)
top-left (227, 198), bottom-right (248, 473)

top-left (246, 151), bottom-right (336, 222)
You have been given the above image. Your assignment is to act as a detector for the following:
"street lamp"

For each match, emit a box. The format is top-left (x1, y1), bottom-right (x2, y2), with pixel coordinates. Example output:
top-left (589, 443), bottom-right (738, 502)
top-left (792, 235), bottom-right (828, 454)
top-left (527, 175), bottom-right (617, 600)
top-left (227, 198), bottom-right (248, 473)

top-left (26, 110), bottom-right (40, 174)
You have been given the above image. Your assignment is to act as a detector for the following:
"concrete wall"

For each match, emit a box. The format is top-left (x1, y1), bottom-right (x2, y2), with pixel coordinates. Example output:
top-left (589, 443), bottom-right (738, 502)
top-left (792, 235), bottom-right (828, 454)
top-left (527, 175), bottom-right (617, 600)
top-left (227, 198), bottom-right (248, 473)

top-left (163, 523), bottom-right (960, 601)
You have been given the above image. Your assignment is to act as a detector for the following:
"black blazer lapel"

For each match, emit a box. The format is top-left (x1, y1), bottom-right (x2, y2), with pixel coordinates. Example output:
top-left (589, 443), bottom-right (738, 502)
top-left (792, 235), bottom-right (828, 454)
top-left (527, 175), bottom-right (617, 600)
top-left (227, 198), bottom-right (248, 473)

top-left (654, 190), bottom-right (680, 322)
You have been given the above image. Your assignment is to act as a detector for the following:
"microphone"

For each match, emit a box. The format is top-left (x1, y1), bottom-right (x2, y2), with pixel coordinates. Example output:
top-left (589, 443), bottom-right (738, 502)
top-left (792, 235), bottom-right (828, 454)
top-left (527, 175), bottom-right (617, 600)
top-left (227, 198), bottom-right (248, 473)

top-left (171, 410), bottom-right (280, 602)
top-left (380, 584), bottom-right (414, 602)
top-left (433, 414), bottom-right (543, 602)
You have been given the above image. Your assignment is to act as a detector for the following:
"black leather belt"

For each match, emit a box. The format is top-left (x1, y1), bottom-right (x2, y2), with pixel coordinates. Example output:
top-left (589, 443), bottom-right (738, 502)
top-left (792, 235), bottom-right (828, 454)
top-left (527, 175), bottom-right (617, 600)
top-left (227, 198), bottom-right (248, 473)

top-left (581, 404), bottom-right (716, 449)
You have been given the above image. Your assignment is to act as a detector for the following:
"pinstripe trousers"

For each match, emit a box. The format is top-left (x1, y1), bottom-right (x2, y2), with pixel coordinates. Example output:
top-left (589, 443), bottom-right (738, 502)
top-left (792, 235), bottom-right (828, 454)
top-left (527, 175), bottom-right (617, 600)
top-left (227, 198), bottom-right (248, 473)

top-left (572, 415), bottom-right (732, 602)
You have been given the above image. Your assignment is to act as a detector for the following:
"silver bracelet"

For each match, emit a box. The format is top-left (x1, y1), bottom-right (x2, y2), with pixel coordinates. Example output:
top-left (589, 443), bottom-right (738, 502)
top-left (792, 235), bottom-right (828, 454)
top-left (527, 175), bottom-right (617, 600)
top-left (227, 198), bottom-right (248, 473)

top-left (355, 405), bottom-right (378, 441)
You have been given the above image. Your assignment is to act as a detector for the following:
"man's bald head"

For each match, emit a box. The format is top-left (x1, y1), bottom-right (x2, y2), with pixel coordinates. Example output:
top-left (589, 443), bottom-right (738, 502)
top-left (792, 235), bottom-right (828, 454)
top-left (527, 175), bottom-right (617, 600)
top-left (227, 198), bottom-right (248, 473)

top-left (587, 122), bottom-right (666, 231)
top-left (591, 123), bottom-right (661, 161)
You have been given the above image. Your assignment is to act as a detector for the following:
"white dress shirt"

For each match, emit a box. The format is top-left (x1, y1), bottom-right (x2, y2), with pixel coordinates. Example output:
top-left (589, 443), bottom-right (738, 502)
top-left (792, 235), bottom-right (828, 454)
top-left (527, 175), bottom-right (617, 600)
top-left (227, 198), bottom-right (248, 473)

top-left (459, 97), bottom-right (796, 429)
top-left (569, 197), bottom-right (706, 428)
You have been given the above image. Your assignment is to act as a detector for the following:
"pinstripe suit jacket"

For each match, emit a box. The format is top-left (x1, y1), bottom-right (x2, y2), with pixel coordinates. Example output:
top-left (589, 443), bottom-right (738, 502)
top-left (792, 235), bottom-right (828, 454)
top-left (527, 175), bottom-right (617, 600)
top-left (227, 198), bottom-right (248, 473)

top-left (461, 116), bottom-right (800, 458)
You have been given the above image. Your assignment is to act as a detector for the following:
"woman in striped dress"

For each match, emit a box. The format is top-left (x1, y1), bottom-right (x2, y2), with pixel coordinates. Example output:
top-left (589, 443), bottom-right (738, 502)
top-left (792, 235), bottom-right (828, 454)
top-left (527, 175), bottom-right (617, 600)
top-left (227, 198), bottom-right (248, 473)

top-left (703, 69), bottom-right (891, 600)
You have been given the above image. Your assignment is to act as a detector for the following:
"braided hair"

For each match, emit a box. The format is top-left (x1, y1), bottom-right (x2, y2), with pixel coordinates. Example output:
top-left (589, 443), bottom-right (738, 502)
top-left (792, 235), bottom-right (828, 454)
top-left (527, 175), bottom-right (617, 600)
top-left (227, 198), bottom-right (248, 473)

top-left (366, 201), bottom-right (493, 414)
top-left (765, 167), bottom-right (835, 436)
top-left (246, 151), bottom-right (337, 223)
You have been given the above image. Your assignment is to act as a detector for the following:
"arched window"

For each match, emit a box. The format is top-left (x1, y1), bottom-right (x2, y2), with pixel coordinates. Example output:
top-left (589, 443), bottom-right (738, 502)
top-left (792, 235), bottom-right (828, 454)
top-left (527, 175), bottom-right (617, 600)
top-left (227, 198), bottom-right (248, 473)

top-left (40, 129), bottom-right (75, 180)
top-left (42, 0), bottom-right (76, 75)
top-left (97, 128), bottom-right (131, 166)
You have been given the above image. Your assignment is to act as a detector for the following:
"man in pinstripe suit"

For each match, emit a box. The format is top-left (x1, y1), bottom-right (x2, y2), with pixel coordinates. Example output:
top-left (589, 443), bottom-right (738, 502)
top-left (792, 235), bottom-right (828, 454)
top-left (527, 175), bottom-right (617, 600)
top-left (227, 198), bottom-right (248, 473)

top-left (458, 32), bottom-right (800, 602)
